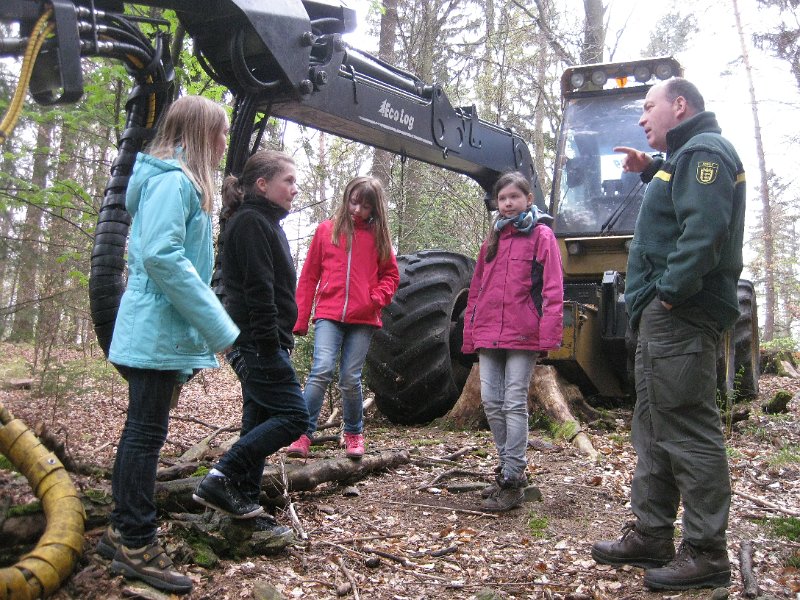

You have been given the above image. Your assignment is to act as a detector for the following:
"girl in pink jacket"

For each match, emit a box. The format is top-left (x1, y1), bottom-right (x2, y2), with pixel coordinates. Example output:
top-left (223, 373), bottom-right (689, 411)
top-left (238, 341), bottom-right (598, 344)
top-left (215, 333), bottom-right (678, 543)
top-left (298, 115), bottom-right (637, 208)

top-left (286, 176), bottom-right (399, 459)
top-left (462, 171), bottom-right (563, 511)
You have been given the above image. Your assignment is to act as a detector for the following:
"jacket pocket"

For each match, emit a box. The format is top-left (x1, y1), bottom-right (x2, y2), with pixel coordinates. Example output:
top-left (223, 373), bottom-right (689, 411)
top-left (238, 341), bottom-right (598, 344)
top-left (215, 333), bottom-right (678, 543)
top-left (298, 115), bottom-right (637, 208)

top-left (169, 306), bottom-right (209, 355)
top-left (647, 335), bottom-right (715, 410)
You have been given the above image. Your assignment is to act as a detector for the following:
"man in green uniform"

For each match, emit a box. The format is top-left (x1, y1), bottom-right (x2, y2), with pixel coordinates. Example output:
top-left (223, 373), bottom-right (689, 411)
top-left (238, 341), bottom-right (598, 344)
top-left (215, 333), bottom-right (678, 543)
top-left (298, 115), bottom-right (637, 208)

top-left (591, 78), bottom-right (746, 591)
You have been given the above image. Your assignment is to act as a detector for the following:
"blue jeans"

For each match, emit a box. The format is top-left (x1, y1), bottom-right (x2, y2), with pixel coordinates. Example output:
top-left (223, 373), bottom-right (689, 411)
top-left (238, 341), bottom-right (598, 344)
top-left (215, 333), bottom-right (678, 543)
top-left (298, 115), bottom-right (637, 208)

top-left (304, 319), bottom-right (376, 436)
top-left (216, 343), bottom-right (308, 503)
top-left (111, 368), bottom-right (178, 548)
top-left (478, 348), bottom-right (538, 480)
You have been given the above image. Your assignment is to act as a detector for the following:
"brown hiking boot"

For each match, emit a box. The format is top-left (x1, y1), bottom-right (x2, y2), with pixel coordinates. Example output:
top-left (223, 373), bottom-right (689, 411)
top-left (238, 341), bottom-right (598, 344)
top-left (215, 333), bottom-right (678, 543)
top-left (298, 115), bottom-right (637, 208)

top-left (644, 541), bottom-right (731, 590)
top-left (591, 522), bottom-right (675, 568)
top-left (110, 542), bottom-right (193, 594)
top-left (96, 525), bottom-right (122, 560)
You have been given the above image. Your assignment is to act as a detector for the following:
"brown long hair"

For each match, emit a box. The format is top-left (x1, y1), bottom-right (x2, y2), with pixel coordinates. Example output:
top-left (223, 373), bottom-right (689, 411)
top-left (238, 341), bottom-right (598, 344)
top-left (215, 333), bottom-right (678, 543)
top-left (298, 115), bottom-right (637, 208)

top-left (331, 176), bottom-right (393, 262)
top-left (221, 150), bottom-right (295, 218)
top-left (485, 171), bottom-right (533, 263)
top-left (147, 95), bottom-right (227, 213)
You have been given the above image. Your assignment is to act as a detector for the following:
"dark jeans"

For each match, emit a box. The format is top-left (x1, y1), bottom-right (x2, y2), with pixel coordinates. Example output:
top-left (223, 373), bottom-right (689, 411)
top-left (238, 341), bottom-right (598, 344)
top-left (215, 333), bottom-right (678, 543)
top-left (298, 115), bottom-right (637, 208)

top-left (631, 298), bottom-right (729, 549)
top-left (111, 367), bottom-right (178, 548)
top-left (216, 343), bottom-right (308, 503)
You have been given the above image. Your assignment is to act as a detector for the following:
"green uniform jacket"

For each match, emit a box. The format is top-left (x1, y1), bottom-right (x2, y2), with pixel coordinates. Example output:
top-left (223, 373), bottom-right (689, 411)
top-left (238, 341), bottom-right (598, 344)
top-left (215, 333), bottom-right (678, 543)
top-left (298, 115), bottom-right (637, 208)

top-left (625, 111), bottom-right (746, 330)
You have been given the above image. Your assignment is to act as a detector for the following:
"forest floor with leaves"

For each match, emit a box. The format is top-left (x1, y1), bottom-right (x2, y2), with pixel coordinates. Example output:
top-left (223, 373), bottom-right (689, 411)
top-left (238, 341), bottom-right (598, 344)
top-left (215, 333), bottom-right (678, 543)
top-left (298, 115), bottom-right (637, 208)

top-left (1, 341), bottom-right (800, 600)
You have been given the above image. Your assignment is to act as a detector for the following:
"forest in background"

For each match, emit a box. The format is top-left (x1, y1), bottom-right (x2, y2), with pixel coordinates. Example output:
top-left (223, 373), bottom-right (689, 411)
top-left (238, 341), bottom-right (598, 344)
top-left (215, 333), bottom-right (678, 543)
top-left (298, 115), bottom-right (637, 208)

top-left (1, 0), bottom-right (799, 383)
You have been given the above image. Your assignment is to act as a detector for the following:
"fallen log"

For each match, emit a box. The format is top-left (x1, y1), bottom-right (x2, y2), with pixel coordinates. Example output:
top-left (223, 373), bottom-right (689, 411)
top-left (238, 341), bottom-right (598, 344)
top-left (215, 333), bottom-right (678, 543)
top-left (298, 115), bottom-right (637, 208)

top-left (155, 449), bottom-right (411, 513)
top-left (1, 450), bottom-right (411, 551)
top-left (739, 540), bottom-right (760, 598)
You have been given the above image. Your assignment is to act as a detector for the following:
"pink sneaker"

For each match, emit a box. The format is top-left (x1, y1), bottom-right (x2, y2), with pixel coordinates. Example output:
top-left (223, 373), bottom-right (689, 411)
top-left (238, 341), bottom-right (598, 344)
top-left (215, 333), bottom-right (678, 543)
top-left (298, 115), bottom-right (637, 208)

top-left (344, 433), bottom-right (365, 459)
top-left (285, 434), bottom-right (311, 459)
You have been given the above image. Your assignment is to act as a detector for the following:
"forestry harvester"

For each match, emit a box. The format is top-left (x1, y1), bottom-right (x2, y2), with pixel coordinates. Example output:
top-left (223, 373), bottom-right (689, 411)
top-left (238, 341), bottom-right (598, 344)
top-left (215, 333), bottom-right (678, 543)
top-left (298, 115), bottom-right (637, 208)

top-left (1, 3), bottom-right (758, 426)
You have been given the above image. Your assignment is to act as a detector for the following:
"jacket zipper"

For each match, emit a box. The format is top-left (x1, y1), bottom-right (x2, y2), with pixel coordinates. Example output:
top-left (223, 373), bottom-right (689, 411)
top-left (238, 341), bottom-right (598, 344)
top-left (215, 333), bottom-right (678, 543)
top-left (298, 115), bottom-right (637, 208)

top-left (341, 244), bottom-right (353, 320)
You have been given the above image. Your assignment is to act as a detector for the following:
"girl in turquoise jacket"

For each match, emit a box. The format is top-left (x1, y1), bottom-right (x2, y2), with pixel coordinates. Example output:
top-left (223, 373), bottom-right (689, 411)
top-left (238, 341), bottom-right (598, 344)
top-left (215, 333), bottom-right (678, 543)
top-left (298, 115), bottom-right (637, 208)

top-left (102, 96), bottom-right (239, 595)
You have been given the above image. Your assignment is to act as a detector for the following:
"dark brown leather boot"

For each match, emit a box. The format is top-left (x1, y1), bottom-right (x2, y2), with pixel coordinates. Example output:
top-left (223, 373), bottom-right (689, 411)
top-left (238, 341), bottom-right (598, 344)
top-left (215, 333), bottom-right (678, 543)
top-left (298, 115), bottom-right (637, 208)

top-left (644, 541), bottom-right (730, 590)
top-left (591, 522), bottom-right (675, 568)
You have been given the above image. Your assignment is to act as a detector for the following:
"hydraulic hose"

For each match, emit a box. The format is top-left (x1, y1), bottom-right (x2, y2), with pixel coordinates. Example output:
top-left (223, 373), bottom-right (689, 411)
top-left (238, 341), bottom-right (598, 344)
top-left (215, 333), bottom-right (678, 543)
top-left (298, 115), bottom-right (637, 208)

top-left (0, 10), bottom-right (54, 144)
top-left (0, 402), bottom-right (85, 599)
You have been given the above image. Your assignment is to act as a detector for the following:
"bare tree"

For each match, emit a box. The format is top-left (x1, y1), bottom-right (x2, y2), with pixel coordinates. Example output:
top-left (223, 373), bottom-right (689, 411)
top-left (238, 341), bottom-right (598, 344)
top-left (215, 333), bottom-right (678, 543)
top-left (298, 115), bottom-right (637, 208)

top-left (733, 0), bottom-right (777, 341)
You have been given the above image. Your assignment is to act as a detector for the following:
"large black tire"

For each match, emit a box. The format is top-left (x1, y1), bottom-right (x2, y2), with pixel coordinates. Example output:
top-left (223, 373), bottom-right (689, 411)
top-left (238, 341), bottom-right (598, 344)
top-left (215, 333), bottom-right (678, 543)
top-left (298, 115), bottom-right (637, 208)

top-left (717, 279), bottom-right (760, 401)
top-left (365, 250), bottom-right (476, 424)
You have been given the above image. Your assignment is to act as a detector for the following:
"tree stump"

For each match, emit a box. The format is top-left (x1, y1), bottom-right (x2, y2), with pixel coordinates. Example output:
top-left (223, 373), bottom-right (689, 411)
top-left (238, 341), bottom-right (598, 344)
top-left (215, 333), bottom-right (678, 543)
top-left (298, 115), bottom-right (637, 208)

top-left (442, 364), bottom-right (598, 458)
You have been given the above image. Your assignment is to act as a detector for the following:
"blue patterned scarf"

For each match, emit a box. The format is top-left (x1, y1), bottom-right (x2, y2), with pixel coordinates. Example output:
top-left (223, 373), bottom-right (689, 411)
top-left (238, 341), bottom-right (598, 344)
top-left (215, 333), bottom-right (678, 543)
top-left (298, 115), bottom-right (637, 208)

top-left (494, 207), bottom-right (541, 234)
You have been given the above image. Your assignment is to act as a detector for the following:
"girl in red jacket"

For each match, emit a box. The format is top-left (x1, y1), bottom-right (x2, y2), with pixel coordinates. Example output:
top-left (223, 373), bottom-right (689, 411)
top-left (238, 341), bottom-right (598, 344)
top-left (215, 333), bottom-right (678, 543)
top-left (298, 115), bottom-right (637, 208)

top-left (462, 171), bottom-right (564, 512)
top-left (287, 176), bottom-right (399, 459)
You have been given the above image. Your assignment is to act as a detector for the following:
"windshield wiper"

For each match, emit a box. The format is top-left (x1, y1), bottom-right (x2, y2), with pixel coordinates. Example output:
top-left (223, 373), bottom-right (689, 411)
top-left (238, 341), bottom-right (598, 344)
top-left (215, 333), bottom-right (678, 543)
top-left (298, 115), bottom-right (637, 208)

top-left (599, 180), bottom-right (644, 235)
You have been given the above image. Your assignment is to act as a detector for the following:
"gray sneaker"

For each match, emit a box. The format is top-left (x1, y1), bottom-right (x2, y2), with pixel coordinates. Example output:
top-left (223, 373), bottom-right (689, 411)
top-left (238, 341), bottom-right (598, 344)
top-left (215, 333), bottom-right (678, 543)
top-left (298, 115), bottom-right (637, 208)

top-left (96, 525), bottom-right (122, 559)
top-left (110, 542), bottom-right (193, 594)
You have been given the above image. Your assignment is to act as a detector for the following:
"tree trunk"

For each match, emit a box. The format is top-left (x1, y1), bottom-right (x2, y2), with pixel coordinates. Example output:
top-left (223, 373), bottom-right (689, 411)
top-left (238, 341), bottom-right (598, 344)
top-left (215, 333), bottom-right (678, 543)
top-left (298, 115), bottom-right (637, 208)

top-left (733, 0), bottom-right (776, 341)
top-left (371, 0), bottom-right (398, 188)
top-left (7, 122), bottom-right (50, 343)
top-left (580, 0), bottom-right (606, 64)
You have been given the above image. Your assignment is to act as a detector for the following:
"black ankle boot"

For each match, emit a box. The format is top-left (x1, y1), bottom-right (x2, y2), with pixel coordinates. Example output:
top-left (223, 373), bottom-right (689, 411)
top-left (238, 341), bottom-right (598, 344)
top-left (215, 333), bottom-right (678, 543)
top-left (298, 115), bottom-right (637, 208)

top-left (591, 522), bottom-right (675, 568)
top-left (644, 541), bottom-right (731, 590)
top-left (192, 474), bottom-right (264, 519)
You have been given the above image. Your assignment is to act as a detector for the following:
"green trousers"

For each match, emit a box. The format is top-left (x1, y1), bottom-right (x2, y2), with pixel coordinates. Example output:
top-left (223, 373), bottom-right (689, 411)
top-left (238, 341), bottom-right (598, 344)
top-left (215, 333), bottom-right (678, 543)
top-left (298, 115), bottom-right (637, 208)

top-left (631, 298), bottom-right (730, 550)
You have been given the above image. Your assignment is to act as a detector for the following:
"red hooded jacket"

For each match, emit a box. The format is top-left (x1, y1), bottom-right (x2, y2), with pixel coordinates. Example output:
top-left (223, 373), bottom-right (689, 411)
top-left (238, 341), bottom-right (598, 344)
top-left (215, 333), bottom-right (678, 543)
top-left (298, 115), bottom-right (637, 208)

top-left (294, 218), bottom-right (400, 333)
top-left (462, 223), bottom-right (563, 353)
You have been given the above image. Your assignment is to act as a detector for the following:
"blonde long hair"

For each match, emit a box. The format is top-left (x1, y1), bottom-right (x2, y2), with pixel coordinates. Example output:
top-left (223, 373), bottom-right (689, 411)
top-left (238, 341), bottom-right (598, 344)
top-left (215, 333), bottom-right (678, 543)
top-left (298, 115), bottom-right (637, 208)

top-left (331, 176), bottom-right (392, 262)
top-left (147, 95), bottom-right (227, 213)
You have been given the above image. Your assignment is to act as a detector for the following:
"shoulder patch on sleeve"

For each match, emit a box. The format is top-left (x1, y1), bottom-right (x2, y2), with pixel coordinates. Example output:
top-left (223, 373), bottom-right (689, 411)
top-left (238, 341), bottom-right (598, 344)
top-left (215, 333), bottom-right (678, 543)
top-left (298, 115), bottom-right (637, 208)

top-left (696, 161), bottom-right (718, 184)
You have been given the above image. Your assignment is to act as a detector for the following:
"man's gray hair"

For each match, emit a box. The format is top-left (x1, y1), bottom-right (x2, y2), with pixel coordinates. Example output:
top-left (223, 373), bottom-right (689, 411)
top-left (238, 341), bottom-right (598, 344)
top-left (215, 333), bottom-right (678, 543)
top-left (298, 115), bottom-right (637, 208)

top-left (664, 77), bottom-right (705, 113)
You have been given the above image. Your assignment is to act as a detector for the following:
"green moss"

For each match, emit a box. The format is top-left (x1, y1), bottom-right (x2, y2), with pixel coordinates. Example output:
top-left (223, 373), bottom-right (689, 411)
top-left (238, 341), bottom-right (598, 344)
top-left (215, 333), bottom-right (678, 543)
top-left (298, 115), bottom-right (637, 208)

top-left (190, 541), bottom-right (219, 568)
top-left (84, 488), bottom-right (113, 505)
top-left (8, 501), bottom-right (42, 517)
top-left (608, 433), bottom-right (629, 445)
top-left (783, 550), bottom-right (800, 568)
top-left (526, 512), bottom-right (548, 538)
top-left (767, 444), bottom-right (800, 467)
top-left (473, 449), bottom-right (488, 458)
top-left (410, 438), bottom-right (442, 447)
top-left (726, 447), bottom-right (744, 459)
top-left (550, 420), bottom-right (579, 441)
top-left (0, 347), bottom-right (32, 381)
top-left (0, 454), bottom-right (17, 472)
top-left (769, 517), bottom-right (800, 541)
top-left (192, 465), bottom-right (210, 477)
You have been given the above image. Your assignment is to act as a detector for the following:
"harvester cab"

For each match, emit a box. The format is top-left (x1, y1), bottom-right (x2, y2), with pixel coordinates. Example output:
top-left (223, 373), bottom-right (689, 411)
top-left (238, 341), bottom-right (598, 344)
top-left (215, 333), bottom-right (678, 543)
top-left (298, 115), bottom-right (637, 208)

top-left (546, 57), bottom-right (759, 403)
top-left (547, 58), bottom-right (683, 398)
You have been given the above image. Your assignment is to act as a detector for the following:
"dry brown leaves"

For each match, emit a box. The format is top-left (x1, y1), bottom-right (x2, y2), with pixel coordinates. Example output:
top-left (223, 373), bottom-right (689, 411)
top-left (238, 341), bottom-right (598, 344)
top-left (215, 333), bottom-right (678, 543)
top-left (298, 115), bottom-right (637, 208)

top-left (1, 342), bottom-right (799, 599)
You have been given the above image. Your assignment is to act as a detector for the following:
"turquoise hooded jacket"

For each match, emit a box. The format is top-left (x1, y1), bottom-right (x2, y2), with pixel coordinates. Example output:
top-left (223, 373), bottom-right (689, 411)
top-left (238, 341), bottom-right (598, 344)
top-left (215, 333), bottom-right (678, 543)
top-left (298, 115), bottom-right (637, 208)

top-left (108, 152), bottom-right (239, 376)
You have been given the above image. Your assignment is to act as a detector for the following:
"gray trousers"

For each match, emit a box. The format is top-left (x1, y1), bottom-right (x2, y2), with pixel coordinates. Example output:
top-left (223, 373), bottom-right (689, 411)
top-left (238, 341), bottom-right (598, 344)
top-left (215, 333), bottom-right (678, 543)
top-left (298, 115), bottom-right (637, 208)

top-left (631, 298), bottom-right (730, 550)
top-left (478, 348), bottom-right (538, 480)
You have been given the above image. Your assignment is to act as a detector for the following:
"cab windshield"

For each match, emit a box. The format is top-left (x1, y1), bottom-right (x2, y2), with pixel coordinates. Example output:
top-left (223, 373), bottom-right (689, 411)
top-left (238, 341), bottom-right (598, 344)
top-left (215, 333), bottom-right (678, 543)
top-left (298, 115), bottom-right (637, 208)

top-left (553, 92), bottom-right (650, 236)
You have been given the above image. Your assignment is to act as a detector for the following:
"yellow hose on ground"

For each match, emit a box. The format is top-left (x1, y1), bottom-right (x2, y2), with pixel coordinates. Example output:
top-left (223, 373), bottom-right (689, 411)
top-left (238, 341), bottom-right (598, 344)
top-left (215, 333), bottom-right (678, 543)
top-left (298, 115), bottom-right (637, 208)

top-left (0, 402), bottom-right (85, 599)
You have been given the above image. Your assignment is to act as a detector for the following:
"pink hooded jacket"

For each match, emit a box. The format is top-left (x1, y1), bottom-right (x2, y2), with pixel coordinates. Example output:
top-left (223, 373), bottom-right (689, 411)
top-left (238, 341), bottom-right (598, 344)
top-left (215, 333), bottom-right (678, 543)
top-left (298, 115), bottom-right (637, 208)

top-left (462, 223), bottom-right (563, 353)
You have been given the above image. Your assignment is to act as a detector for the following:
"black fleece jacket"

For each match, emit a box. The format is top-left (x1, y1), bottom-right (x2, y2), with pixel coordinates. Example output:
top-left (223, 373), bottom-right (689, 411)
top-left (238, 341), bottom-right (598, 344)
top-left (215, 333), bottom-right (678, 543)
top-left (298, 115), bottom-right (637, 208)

top-left (222, 194), bottom-right (297, 353)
